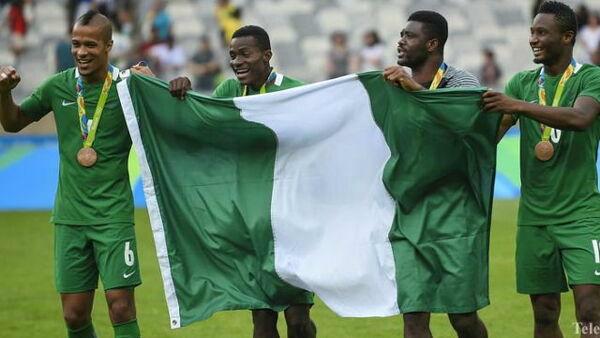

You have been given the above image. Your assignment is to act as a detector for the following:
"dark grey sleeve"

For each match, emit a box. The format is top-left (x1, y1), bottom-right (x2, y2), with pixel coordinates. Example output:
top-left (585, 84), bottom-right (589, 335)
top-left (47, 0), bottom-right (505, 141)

top-left (445, 67), bottom-right (481, 88)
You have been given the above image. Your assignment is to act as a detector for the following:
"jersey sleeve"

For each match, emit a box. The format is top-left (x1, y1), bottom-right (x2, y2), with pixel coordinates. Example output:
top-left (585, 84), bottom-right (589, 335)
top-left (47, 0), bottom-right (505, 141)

top-left (504, 72), bottom-right (523, 100)
top-left (212, 78), bottom-right (237, 98)
top-left (503, 73), bottom-right (525, 123)
top-left (19, 75), bottom-right (55, 121)
top-left (577, 67), bottom-right (600, 105)
top-left (285, 77), bottom-right (305, 88)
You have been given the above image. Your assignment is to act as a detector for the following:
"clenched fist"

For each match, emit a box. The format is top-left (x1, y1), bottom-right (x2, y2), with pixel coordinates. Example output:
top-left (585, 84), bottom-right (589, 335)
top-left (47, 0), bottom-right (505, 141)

top-left (0, 66), bottom-right (21, 93)
top-left (383, 66), bottom-right (423, 91)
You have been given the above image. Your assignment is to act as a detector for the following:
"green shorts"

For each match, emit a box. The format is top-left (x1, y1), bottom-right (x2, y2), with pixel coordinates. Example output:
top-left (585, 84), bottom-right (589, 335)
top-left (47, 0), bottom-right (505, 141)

top-left (392, 225), bottom-right (490, 313)
top-left (516, 219), bottom-right (600, 294)
top-left (54, 223), bottom-right (142, 293)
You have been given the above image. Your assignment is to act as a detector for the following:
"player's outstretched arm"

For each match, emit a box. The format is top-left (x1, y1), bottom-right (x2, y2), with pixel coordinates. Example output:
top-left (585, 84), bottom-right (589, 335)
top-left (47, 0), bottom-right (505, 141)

top-left (482, 90), bottom-right (600, 131)
top-left (0, 66), bottom-right (33, 133)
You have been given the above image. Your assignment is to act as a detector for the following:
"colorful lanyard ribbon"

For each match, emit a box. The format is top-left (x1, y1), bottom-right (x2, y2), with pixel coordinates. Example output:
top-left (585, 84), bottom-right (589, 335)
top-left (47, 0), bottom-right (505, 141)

top-left (77, 65), bottom-right (114, 148)
top-left (537, 59), bottom-right (577, 141)
top-left (429, 62), bottom-right (447, 90)
top-left (242, 69), bottom-right (277, 96)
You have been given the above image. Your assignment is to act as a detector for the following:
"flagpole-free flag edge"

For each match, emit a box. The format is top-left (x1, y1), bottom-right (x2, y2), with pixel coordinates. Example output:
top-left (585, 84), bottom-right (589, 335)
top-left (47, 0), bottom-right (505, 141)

top-left (117, 79), bottom-right (182, 329)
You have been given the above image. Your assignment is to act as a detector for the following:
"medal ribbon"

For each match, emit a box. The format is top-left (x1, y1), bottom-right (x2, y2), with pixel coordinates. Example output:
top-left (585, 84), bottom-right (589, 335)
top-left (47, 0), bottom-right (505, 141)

top-left (77, 65), bottom-right (114, 148)
top-left (242, 69), bottom-right (277, 96)
top-left (429, 62), bottom-right (447, 90)
top-left (537, 59), bottom-right (577, 141)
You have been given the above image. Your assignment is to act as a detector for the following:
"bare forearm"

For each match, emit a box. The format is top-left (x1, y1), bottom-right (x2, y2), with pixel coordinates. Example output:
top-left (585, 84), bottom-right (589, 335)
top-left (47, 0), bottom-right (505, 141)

top-left (496, 114), bottom-right (515, 143)
top-left (516, 101), bottom-right (593, 131)
top-left (0, 92), bottom-right (19, 132)
top-left (0, 91), bottom-right (25, 132)
top-left (0, 66), bottom-right (29, 132)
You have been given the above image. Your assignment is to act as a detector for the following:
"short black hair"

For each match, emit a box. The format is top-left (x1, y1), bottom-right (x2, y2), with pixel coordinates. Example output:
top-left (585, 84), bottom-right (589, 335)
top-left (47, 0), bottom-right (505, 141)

top-left (231, 25), bottom-right (271, 50)
top-left (537, 1), bottom-right (578, 44)
top-left (74, 10), bottom-right (113, 42)
top-left (408, 10), bottom-right (448, 50)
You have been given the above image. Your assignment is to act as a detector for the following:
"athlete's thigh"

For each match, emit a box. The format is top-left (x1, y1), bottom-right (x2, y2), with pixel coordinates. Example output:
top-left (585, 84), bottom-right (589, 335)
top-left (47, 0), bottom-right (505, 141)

top-left (89, 223), bottom-right (141, 290)
top-left (516, 225), bottom-right (568, 294)
top-left (552, 219), bottom-right (600, 286)
top-left (55, 224), bottom-right (98, 292)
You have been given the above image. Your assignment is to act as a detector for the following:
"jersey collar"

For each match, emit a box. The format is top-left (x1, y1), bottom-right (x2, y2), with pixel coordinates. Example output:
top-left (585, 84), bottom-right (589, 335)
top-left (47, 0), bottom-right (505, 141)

top-left (75, 65), bottom-right (121, 81)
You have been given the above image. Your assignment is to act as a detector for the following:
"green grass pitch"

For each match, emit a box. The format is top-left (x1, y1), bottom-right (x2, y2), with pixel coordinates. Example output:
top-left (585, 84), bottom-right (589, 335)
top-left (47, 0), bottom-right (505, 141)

top-left (0, 200), bottom-right (581, 337)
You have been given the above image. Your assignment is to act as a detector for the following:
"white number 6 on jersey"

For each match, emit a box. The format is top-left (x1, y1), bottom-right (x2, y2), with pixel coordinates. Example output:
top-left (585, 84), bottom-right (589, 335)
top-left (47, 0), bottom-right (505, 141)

top-left (124, 241), bottom-right (135, 267)
top-left (592, 240), bottom-right (600, 264)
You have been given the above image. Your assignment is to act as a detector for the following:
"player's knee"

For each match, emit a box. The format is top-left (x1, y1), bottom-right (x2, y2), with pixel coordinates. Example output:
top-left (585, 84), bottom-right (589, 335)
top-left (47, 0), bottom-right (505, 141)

top-left (532, 300), bottom-right (560, 326)
top-left (285, 305), bottom-right (316, 338)
top-left (108, 297), bottom-right (135, 324)
top-left (284, 305), bottom-right (311, 327)
top-left (533, 309), bottom-right (560, 326)
top-left (403, 312), bottom-right (430, 334)
top-left (252, 309), bottom-right (278, 329)
top-left (448, 312), bottom-right (480, 332)
top-left (404, 312), bottom-right (429, 324)
top-left (252, 311), bottom-right (279, 338)
top-left (63, 307), bottom-right (91, 329)
top-left (286, 321), bottom-right (314, 336)
top-left (577, 298), bottom-right (600, 324)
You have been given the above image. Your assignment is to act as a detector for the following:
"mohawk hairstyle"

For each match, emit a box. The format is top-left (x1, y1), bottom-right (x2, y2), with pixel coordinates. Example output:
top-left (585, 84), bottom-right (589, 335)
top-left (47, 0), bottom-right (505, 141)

top-left (232, 25), bottom-right (271, 51)
top-left (537, 1), bottom-right (577, 45)
top-left (74, 10), bottom-right (113, 42)
top-left (408, 10), bottom-right (448, 51)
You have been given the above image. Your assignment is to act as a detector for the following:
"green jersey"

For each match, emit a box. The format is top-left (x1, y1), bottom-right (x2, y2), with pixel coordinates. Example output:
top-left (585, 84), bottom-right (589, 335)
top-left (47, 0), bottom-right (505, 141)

top-left (505, 64), bottom-right (600, 226)
top-left (212, 72), bottom-right (303, 98)
top-left (20, 68), bottom-right (134, 225)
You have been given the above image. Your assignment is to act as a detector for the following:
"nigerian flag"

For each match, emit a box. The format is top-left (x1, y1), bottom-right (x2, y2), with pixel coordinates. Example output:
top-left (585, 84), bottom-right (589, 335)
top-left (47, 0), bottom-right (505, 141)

top-left (117, 72), bottom-right (499, 328)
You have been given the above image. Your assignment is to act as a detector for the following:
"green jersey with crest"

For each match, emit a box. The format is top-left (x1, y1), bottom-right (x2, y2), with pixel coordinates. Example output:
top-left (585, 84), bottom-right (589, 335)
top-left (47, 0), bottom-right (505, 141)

top-left (212, 72), bottom-right (303, 98)
top-left (20, 67), bottom-right (134, 225)
top-left (505, 64), bottom-right (600, 226)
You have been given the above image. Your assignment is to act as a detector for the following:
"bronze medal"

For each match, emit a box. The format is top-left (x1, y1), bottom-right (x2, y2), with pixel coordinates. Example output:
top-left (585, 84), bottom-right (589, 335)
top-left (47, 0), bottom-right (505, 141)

top-left (77, 147), bottom-right (98, 167)
top-left (534, 140), bottom-right (554, 161)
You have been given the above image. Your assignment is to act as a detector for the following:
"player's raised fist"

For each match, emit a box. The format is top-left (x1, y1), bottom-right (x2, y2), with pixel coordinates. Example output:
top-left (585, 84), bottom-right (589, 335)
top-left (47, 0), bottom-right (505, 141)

top-left (0, 66), bottom-right (21, 93)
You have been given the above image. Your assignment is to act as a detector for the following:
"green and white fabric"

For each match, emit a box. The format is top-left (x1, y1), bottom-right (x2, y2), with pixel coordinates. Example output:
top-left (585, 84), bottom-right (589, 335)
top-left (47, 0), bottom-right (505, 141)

top-left (117, 72), bottom-right (499, 328)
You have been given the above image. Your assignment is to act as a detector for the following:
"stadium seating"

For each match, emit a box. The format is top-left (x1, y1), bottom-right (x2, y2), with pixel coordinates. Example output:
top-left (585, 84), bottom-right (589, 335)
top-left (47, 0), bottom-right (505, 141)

top-left (1, 0), bottom-right (598, 103)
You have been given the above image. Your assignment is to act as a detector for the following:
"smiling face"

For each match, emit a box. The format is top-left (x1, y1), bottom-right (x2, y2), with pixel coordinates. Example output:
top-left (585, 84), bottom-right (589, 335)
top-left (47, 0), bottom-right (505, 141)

top-left (71, 22), bottom-right (112, 83)
top-left (396, 21), bottom-right (432, 68)
top-left (529, 13), bottom-right (574, 65)
top-left (228, 36), bottom-right (272, 88)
